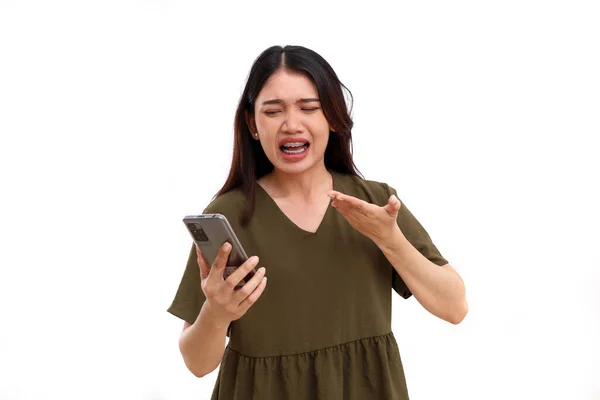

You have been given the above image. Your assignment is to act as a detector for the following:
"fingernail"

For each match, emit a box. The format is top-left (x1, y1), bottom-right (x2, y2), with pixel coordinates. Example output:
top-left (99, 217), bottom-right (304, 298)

top-left (224, 243), bottom-right (231, 251)
top-left (250, 256), bottom-right (259, 265)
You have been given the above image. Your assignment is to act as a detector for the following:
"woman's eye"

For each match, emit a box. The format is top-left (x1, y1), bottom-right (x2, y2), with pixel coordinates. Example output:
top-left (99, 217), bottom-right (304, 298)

top-left (264, 107), bottom-right (319, 116)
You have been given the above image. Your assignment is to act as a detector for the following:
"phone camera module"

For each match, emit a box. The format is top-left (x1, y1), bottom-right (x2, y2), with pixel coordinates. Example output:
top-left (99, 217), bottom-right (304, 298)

top-left (187, 223), bottom-right (209, 242)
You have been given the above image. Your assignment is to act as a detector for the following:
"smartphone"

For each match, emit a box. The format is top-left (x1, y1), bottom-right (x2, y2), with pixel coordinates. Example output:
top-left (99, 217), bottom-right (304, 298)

top-left (183, 213), bottom-right (256, 290)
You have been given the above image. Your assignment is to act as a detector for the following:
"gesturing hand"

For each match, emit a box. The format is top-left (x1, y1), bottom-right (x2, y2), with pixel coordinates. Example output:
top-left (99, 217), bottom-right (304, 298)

top-left (328, 190), bottom-right (402, 243)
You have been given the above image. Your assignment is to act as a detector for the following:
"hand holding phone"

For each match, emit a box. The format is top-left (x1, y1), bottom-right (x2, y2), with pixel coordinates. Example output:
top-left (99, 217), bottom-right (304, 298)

top-left (183, 213), bottom-right (268, 323)
top-left (195, 241), bottom-right (268, 323)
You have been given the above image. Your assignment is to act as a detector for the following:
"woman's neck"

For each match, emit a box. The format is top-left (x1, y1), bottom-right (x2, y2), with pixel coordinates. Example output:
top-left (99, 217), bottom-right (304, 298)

top-left (260, 165), bottom-right (332, 202)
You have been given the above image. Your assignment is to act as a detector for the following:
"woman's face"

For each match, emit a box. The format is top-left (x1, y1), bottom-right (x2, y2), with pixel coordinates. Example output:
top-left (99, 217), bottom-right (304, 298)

top-left (251, 69), bottom-right (331, 176)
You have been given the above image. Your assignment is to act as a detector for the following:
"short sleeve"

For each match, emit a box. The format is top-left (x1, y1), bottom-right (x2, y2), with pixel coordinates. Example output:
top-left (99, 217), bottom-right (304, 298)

top-left (167, 242), bottom-right (232, 337)
top-left (384, 184), bottom-right (449, 299)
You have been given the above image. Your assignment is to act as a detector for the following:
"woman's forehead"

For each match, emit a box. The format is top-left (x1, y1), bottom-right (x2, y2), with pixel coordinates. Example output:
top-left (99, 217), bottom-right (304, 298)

top-left (259, 71), bottom-right (318, 101)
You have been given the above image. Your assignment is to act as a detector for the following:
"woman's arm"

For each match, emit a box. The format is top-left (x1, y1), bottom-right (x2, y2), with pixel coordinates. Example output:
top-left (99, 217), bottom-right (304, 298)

top-left (327, 188), bottom-right (468, 324)
top-left (376, 226), bottom-right (468, 324)
top-left (178, 302), bottom-right (229, 377)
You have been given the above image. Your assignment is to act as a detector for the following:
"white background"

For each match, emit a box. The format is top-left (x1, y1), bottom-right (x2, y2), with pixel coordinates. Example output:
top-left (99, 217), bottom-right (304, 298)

top-left (1, 1), bottom-right (599, 399)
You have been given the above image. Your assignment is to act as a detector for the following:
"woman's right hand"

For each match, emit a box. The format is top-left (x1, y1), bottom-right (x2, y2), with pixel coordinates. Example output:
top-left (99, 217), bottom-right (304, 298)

top-left (196, 242), bottom-right (267, 324)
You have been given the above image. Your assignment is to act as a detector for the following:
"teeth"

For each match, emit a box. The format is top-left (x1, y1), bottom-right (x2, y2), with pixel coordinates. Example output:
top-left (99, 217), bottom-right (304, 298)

top-left (282, 142), bottom-right (306, 148)
top-left (282, 147), bottom-right (307, 154)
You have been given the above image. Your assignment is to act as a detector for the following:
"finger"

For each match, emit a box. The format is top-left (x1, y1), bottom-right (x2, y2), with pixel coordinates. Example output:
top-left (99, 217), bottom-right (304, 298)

top-left (335, 193), bottom-right (370, 209)
top-left (207, 242), bottom-right (232, 285)
top-left (238, 276), bottom-right (268, 312)
top-left (383, 194), bottom-right (402, 217)
top-left (333, 196), bottom-right (370, 219)
top-left (327, 190), bottom-right (342, 199)
top-left (225, 255), bottom-right (260, 290)
top-left (331, 197), bottom-right (348, 213)
top-left (195, 244), bottom-right (211, 280)
top-left (232, 266), bottom-right (266, 303)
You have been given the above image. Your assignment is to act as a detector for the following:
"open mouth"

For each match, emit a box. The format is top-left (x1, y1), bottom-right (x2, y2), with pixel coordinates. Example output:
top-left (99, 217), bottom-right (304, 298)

top-left (280, 142), bottom-right (310, 155)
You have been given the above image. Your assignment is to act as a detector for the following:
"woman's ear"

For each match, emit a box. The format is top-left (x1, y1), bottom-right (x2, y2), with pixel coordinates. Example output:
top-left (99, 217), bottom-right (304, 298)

top-left (245, 110), bottom-right (257, 135)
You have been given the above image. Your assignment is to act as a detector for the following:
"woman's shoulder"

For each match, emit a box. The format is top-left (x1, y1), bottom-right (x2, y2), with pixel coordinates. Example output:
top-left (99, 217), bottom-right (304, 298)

top-left (203, 187), bottom-right (247, 215)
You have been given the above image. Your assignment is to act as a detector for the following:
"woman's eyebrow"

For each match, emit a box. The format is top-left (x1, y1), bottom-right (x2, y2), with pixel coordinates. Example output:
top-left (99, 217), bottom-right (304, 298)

top-left (261, 98), bottom-right (320, 106)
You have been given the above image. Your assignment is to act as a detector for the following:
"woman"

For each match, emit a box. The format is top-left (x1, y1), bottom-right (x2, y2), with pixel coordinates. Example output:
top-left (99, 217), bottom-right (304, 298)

top-left (167, 45), bottom-right (468, 399)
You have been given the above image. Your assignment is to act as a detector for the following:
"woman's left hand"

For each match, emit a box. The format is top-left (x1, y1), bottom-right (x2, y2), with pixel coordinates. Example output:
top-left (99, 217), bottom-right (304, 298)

top-left (327, 190), bottom-right (402, 243)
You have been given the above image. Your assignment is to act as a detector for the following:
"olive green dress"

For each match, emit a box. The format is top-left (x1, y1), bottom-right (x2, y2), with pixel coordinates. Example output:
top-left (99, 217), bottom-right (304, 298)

top-left (167, 170), bottom-right (449, 400)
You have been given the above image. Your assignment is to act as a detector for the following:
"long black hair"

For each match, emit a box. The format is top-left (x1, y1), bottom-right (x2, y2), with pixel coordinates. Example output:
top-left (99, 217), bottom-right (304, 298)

top-left (216, 45), bottom-right (362, 226)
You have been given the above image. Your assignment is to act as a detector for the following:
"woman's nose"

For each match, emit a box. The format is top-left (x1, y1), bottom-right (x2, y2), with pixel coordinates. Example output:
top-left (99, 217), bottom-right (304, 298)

top-left (281, 109), bottom-right (302, 133)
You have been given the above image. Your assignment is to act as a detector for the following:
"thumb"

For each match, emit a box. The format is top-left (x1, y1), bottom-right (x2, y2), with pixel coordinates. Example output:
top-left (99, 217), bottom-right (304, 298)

top-left (383, 194), bottom-right (402, 217)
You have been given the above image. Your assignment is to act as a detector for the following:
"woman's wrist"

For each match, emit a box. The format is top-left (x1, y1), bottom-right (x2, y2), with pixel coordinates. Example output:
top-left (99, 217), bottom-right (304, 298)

top-left (199, 301), bottom-right (233, 329)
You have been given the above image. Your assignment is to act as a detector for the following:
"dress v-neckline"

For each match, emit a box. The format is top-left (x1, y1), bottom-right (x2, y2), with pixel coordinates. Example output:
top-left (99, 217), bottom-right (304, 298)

top-left (255, 170), bottom-right (339, 236)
